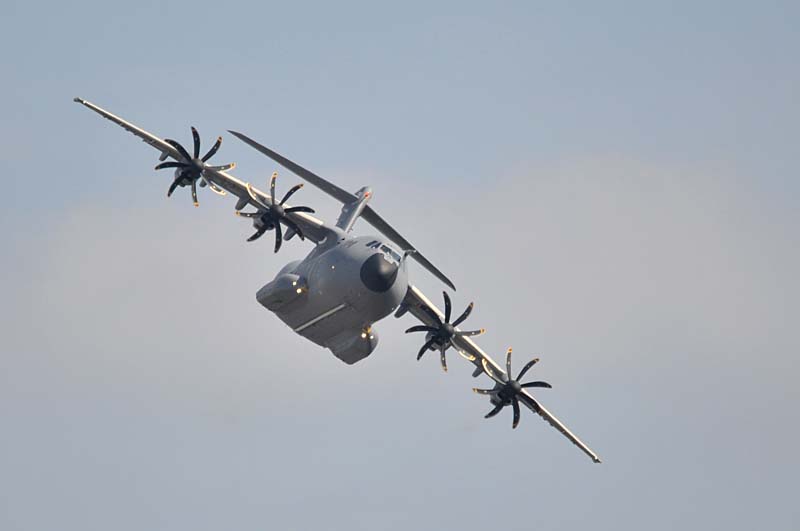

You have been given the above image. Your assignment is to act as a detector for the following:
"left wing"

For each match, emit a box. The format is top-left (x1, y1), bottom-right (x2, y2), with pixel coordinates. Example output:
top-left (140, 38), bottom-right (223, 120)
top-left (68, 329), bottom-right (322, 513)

top-left (73, 98), bottom-right (337, 244)
top-left (400, 284), bottom-right (602, 463)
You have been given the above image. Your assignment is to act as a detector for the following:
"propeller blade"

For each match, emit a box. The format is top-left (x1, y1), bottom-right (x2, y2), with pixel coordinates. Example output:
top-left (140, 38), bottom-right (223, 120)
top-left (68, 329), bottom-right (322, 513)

top-left (417, 338), bottom-right (436, 360)
top-left (472, 388), bottom-right (499, 395)
top-left (405, 325), bottom-right (437, 334)
top-left (235, 211), bottom-right (260, 218)
top-left (512, 397), bottom-right (521, 429)
top-left (456, 328), bottom-right (485, 337)
top-left (191, 127), bottom-right (200, 159)
top-left (167, 178), bottom-right (181, 197)
top-left (481, 358), bottom-right (505, 385)
top-left (207, 163), bottom-right (236, 171)
top-left (247, 227), bottom-right (267, 242)
top-left (269, 171), bottom-right (277, 203)
top-left (280, 183), bottom-right (304, 205)
top-left (201, 136), bottom-right (222, 162)
top-left (439, 345), bottom-right (448, 372)
top-left (506, 348), bottom-right (513, 380)
top-left (443, 291), bottom-right (452, 323)
top-left (245, 183), bottom-right (270, 210)
top-left (191, 179), bottom-right (199, 207)
top-left (282, 217), bottom-right (306, 241)
top-left (165, 139), bottom-right (192, 161)
top-left (204, 179), bottom-right (227, 196)
top-left (155, 161), bottom-right (188, 170)
top-left (274, 222), bottom-right (283, 253)
top-left (235, 196), bottom-right (250, 211)
top-left (451, 302), bottom-right (474, 327)
top-left (520, 381), bottom-right (552, 389)
top-left (484, 403), bottom-right (504, 419)
top-left (516, 357), bottom-right (540, 381)
top-left (284, 206), bottom-right (315, 214)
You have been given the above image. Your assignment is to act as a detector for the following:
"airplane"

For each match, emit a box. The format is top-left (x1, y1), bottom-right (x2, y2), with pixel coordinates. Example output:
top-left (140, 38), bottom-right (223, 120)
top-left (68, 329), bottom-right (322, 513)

top-left (73, 97), bottom-right (601, 463)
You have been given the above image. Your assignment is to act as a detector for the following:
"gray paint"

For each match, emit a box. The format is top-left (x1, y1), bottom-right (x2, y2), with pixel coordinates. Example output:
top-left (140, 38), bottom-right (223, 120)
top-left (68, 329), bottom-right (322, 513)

top-left (258, 234), bottom-right (408, 364)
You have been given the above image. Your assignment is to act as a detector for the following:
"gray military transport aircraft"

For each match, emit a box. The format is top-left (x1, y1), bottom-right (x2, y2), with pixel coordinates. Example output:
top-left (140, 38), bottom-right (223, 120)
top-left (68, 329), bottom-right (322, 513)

top-left (74, 97), bottom-right (601, 463)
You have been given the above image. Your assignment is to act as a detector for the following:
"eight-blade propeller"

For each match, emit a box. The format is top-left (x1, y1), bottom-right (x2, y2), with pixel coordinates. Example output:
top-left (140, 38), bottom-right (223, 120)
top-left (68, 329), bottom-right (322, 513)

top-left (155, 127), bottom-right (234, 206)
top-left (236, 171), bottom-right (315, 253)
top-left (473, 349), bottom-right (552, 429)
top-left (406, 291), bottom-right (485, 371)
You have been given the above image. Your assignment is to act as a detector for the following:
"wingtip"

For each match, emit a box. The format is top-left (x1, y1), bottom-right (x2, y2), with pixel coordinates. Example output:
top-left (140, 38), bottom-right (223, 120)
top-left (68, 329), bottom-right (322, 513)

top-left (73, 97), bottom-right (84, 104)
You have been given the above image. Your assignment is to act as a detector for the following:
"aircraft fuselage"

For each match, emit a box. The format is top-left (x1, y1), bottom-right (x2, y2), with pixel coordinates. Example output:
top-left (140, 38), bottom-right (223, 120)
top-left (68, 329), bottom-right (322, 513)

top-left (255, 235), bottom-right (408, 364)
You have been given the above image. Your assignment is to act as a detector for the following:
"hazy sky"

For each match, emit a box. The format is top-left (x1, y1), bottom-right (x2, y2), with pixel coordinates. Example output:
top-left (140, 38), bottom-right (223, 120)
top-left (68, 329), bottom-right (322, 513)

top-left (2, 2), bottom-right (798, 530)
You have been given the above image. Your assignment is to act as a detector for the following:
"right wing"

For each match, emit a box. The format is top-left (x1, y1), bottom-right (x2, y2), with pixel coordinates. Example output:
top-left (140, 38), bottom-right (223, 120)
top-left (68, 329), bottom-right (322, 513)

top-left (73, 98), bottom-right (337, 244)
top-left (401, 284), bottom-right (602, 464)
top-left (227, 130), bottom-right (456, 291)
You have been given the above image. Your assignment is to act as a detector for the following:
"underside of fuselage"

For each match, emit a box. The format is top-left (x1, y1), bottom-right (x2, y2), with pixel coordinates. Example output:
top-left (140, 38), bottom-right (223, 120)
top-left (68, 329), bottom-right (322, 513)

top-left (255, 235), bottom-right (408, 364)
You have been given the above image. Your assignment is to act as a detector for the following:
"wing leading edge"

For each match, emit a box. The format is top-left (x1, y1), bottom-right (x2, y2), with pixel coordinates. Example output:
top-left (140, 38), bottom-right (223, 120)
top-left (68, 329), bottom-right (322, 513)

top-left (401, 284), bottom-right (602, 464)
top-left (73, 98), bottom-right (337, 244)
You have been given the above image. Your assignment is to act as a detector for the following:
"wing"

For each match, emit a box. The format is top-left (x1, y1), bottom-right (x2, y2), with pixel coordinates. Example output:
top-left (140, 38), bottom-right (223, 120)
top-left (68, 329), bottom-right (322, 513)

top-left (227, 130), bottom-right (456, 290)
top-left (73, 98), bottom-right (337, 244)
top-left (400, 284), bottom-right (602, 464)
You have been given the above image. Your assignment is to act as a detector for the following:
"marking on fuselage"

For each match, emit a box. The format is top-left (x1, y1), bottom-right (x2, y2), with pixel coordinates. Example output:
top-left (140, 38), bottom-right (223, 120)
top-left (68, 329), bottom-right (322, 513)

top-left (294, 303), bottom-right (348, 333)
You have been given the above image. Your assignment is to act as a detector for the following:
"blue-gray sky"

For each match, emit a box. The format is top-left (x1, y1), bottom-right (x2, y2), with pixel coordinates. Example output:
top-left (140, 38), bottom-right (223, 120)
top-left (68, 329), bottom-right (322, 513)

top-left (1, 2), bottom-right (798, 530)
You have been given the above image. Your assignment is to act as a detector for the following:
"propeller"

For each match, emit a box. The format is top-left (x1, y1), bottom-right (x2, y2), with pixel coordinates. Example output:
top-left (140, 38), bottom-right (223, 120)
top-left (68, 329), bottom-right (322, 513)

top-left (235, 171), bottom-right (315, 253)
top-left (405, 292), bottom-right (485, 372)
top-left (473, 349), bottom-right (552, 429)
top-left (155, 127), bottom-right (234, 206)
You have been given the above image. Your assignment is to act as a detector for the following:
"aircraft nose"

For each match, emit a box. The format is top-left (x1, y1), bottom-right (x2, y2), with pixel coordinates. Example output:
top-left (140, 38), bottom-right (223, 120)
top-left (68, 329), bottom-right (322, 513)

top-left (360, 253), bottom-right (399, 292)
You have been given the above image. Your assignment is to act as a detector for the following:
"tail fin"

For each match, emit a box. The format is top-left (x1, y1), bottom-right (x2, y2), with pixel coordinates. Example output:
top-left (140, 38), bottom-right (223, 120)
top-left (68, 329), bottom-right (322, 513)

top-left (336, 186), bottom-right (372, 233)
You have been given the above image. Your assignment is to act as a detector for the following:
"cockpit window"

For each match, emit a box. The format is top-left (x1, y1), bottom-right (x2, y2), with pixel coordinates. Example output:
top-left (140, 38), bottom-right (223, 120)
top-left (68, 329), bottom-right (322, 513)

top-left (381, 245), bottom-right (402, 262)
top-left (365, 239), bottom-right (401, 262)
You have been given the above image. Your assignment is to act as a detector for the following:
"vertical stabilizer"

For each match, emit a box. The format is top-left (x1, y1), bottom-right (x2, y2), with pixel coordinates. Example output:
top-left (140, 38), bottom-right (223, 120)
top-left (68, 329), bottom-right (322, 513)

top-left (336, 186), bottom-right (372, 232)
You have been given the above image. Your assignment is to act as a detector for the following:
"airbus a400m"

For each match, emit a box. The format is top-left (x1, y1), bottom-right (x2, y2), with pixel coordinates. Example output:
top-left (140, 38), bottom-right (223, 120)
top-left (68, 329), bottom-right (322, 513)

top-left (74, 97), bottom-right (601, 463)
